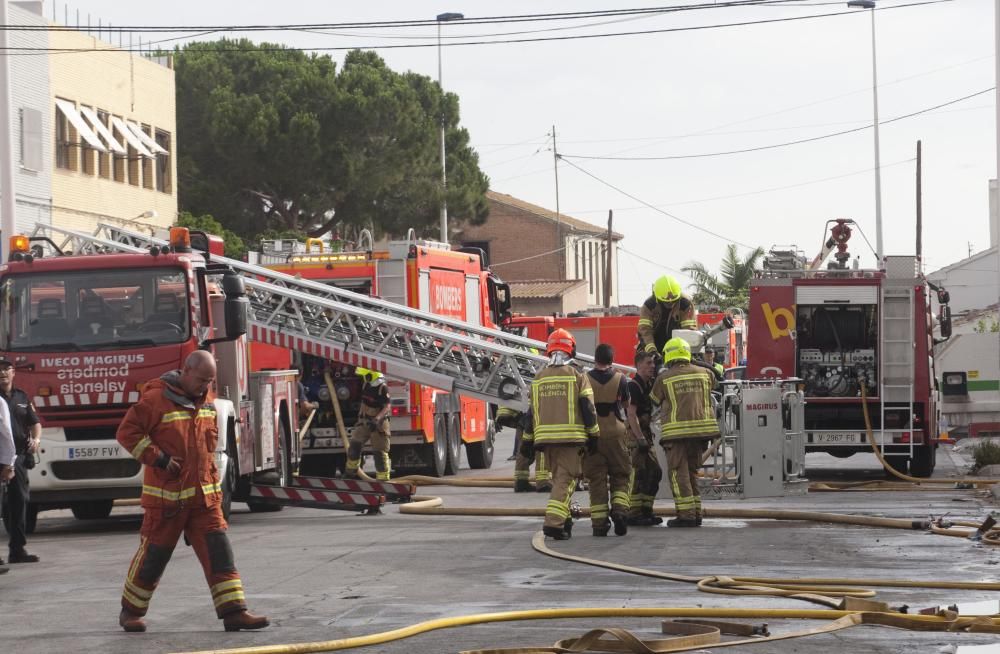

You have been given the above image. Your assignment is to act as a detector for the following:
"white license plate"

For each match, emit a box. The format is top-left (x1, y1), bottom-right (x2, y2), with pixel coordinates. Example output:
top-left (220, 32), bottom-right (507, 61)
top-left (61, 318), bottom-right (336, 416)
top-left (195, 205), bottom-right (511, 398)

top-left (64, 445), bottom-right (124, 460)
top-left (813, 432), bottom-right (864, 444)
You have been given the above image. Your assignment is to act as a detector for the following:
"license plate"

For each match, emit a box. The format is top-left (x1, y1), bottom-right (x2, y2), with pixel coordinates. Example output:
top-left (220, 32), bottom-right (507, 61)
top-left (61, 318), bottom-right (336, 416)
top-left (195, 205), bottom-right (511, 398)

top-left (64, 445), bottom-right (124, 459)
top-left (812, 432), bottom-right (864, 444)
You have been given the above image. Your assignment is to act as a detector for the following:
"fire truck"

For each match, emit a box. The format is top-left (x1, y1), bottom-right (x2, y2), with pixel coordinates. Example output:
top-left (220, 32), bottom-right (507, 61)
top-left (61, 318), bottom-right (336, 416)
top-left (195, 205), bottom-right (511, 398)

top-left (3, 223), bottom-right (557, 530)
top-left (250, 232), bottom-right (513, 477)
top-left (0, 227), bottom-right (300, 529)
top-left (505, 312), bottom-right (746, 368)
top-left (745, 219), bottom-right (951, 477)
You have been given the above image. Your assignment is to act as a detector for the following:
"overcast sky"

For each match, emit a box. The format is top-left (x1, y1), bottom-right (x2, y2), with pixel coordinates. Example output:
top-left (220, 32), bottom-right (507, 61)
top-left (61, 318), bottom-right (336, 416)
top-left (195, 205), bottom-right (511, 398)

top-left (53, 0), bottom-right (995, 304)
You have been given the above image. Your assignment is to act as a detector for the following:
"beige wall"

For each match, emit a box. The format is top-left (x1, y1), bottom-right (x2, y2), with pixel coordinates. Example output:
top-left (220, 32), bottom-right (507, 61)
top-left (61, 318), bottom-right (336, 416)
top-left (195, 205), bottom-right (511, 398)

top-left (49, 29), bottom-right (176, 233)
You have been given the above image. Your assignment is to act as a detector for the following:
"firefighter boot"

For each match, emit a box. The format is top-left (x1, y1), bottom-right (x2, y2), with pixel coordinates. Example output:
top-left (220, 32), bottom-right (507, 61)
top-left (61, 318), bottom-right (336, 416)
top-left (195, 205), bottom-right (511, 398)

top-left (543, 525), bottom-right (570, 540)
top-left (563, 517), bottom-right (574, 538)
top-left (535, 480), bottom-right (552, 493)
top-left (592, 519), bottom-right (611, 537)
top-left (667, 518), bottom-right (699, 528)
top-left (610, 510), bottom-right (629, 537)
top-left (119, 608), bottom-right (147, 633)
top-left (223, 610), bottom-right (271, 632)
top-left (514, 479), bottom-right (534, 493)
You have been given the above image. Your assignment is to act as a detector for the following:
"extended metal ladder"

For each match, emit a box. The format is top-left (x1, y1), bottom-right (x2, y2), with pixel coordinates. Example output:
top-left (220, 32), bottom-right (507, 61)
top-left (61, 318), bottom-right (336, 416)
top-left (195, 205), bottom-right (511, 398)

top-left (30, 222), bottom-right (614, 410)
top-left (879, 257), bottom-right (918, 460)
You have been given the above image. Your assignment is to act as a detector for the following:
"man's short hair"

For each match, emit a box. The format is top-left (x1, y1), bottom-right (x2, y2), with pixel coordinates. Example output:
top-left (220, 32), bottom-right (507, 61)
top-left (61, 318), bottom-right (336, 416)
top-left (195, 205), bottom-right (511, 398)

top-left (634, 351), bottom-right (654, 366)
top-left (595, 343), bottom-right (614, 366)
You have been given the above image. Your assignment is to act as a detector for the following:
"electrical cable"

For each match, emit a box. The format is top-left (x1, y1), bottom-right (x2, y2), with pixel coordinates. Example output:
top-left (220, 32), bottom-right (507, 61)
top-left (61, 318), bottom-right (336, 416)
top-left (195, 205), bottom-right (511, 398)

top-left (491, 246), bottom-right (568, 267)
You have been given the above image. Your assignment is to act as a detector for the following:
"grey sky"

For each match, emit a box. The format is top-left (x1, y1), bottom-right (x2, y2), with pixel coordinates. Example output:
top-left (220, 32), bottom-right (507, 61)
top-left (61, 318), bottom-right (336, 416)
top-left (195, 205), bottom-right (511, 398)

top-left (55, 0), bottom-right (995, 304)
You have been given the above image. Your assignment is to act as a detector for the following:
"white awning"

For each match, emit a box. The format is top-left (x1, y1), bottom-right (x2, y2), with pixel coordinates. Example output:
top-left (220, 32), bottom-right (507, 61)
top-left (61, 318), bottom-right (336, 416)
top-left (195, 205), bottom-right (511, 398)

top-left (109, 115), bottom-right (152, 158)
top-left (77, 105), bottom-right (126, 155)
top-left (126, 121), bottom-right (168, 155)
top-left (54, 99), bottom-right (107, 152)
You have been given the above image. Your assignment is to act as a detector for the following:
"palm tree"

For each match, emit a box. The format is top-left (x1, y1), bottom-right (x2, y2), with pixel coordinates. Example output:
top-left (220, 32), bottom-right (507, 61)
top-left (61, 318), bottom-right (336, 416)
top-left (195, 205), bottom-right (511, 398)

top-left (682, 244), bottom-right (765, 312)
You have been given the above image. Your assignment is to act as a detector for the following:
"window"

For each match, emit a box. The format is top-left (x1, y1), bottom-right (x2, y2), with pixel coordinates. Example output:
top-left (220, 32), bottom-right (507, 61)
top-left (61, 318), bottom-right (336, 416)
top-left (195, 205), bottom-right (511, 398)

top-left (55, 107), bottom-right (75, 170)
top-left (127, 141), bottom-right (140, 186)
top-left (19, 108), bottom-right (41, 171)
top-left (141, 124), bottom-right (154, 189)
top-left (80, 106), bottom-right (96, 176)
top-left (574, 241), bottom-right (580, 279)
top-left (97, 110), bottom-right (111, 179)
top-left (112, 116), bottom-right (126, 182)
top-left (588, 242), bottom-right (594, 294)
top-left (155, 129), bottom-right (171, 193)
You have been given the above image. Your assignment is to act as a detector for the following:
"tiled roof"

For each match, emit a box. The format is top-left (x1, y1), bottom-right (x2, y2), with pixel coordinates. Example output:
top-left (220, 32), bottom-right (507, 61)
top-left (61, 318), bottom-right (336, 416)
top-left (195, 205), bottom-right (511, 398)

top-left (487, 191), bottom-right (624, 239)
top-left (509, 279), bottom-right (588, 299)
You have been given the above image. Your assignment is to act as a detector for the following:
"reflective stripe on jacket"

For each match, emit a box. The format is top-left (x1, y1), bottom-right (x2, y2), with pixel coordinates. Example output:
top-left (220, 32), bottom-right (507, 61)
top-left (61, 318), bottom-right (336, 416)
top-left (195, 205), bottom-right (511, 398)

top-left (117, 372), bottom-right (221, 509)
top-left (525, 364), bottom-right (599, 446)
top-left (649, 362), bottom-right (719, 442)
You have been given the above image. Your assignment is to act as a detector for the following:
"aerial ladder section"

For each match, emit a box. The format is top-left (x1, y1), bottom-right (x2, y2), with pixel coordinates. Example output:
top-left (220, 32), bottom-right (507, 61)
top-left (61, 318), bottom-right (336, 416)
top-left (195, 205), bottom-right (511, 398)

top-left (30, 223), bottom-right (625, 410)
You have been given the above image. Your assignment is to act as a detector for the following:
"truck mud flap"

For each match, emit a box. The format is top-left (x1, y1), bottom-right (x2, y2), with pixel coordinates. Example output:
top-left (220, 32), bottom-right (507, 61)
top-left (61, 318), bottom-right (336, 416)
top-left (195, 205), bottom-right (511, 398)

top-left (293, 475), bottom-right (415, 503)
top-left (249, 484), bottom-right (384, 513)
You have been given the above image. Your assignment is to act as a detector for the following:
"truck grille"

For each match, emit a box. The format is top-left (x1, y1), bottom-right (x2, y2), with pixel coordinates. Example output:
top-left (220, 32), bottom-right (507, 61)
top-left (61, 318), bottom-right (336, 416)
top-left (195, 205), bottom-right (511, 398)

top-left (63, 426), bottom-right (120, 442)
top-left (50, 459), bottom-right (141, 480)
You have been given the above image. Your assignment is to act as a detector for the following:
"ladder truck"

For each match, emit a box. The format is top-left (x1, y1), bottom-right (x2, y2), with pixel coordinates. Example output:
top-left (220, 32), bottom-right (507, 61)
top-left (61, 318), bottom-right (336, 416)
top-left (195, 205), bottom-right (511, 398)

top-left (2, 223), bottom-right (571, 527)
top-left (745, 219), bottom-right (952, 477)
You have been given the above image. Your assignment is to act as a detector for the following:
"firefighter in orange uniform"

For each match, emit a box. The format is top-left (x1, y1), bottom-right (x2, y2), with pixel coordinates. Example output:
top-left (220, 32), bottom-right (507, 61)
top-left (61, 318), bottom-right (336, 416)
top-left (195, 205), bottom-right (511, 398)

top-left (116, 351), bottom-right (269, 633)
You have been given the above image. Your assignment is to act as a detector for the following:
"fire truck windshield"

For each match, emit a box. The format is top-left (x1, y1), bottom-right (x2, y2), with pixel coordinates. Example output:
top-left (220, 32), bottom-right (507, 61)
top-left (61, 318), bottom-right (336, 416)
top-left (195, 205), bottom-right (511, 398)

top-left (0, 268), bottom-right (191, 351)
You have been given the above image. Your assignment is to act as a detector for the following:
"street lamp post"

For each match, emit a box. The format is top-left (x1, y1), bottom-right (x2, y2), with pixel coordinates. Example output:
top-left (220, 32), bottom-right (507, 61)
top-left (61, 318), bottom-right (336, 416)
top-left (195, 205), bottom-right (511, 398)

top-left (436, 12), bottom-right (463, 244)
top-left (847, 0), bottom-right (883, 265)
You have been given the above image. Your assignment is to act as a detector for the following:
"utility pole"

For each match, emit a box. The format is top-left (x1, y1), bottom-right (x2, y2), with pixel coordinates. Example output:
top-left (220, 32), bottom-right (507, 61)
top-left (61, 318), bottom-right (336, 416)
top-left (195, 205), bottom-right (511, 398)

top-left (603, 210), bottom-right (613, 310)
top-left (915, 140), bottom-right (922, 271)
top-left (0, 0), bottom-right (17, 263)
top-left (552, 125), bottom-right (562, 280)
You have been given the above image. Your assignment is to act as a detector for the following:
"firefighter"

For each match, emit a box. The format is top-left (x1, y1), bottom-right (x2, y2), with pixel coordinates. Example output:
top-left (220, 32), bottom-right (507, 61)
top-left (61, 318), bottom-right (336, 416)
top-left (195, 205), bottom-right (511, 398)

top-left (521, 328), bottom-right (599, 540)
top-left (346, 367), bottom-right (391, 481)
top-left (498, 407), bottom-right (552, 493)
top-left (650, 338), bottom-right (719, 528)
top-left (626, 350), bottom-right (662, 526)
top-left (116, 351), bottom-right (268, 633)
top-left (703, 347), bottom-right (725, 379)
top-left (584, 344), bottom-right (631, 537)
top-left (637, 275), bottom-right (697, 362)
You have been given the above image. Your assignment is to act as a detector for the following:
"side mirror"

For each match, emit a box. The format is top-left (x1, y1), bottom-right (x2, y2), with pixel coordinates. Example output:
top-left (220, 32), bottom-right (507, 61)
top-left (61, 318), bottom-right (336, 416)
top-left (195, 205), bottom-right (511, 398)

top-left (222, 272), bottom-right (248, 339)
top-left (937, 289), bottom-right (950, 305)
top-left (939, 305), bottom-right (952, 340)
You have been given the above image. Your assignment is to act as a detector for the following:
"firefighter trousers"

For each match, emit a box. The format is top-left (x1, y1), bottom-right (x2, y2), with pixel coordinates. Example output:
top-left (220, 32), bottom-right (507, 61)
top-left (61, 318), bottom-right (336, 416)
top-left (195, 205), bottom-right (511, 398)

top-left (542, 445), bottom-right (585, 531)
top-left (663, 439), bottom-right (705, 521)
top-left (121, 503), bottom-right (247, 618)
top-left (347, 420), bottom-right (391, 481)
top-left (628, 446), bottom-right (662, 519)
top-left (583, 434), bottom-right (631, 528)
top-left (513, 429), bottom-right (549, 485)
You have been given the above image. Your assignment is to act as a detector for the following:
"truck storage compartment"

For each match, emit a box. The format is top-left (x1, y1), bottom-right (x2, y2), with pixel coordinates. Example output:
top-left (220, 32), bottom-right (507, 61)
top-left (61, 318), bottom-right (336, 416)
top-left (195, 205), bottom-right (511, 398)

top-left (795, 304), bottom-right (878, 398)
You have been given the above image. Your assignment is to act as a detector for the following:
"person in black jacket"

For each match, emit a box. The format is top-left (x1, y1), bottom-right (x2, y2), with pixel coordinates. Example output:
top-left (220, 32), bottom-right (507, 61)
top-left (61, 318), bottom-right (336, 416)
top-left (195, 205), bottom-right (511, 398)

top-left (0, 357), bottom-right (41, 563)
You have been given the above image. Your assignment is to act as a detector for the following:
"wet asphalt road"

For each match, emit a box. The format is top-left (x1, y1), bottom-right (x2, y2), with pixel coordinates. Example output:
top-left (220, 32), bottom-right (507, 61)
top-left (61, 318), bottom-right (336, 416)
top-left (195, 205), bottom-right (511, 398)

top-left (2, 432), bottom-right (999, 654)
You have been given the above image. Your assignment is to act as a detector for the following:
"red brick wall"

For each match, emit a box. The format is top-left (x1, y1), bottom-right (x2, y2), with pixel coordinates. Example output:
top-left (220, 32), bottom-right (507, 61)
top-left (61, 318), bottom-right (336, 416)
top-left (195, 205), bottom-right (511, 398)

top-left (457, 199), bottom-right (563, 281)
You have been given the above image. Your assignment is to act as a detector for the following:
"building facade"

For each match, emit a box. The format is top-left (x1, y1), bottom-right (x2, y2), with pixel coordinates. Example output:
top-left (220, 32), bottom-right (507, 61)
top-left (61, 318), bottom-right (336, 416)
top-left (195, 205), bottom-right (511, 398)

top-left (457, 191), bottom-right (623, 314)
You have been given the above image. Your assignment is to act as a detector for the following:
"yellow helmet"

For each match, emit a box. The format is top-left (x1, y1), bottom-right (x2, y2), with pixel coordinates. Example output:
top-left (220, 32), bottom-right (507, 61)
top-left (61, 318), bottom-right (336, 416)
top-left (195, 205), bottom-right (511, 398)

top-left (662, 337), bottom-right (691, 365)
top-left (652, 275), bottom-right (682, 303)
top-left (355, 366), bottom-right (382, 382)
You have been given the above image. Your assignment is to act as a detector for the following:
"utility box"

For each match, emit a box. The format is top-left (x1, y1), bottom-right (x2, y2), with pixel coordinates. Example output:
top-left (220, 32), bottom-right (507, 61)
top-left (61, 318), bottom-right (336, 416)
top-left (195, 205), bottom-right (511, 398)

top-left (739, 387), bottom-right (786, 498)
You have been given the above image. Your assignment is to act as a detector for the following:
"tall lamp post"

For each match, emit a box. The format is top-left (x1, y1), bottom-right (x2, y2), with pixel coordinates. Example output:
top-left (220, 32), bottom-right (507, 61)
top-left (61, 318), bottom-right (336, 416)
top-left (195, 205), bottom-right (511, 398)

top-left (436, 12), bottom-right (463, 244)
top-left (847, 0), bottom-right (884, 265)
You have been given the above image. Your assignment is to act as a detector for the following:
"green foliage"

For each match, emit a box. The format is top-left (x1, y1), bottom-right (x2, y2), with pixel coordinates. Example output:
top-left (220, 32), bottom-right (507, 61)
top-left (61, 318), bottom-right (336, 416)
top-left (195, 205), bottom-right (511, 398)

top-left (973, 317), bottom-right (1000, 333)
top-left (971, 439), bottom-right (1000, 472)
top-left (176, 211), bottom-right (246, 259)
top-left (174, 40), bottom-right (489, 245)
top-left (681, 244), bottom-right (766, 312)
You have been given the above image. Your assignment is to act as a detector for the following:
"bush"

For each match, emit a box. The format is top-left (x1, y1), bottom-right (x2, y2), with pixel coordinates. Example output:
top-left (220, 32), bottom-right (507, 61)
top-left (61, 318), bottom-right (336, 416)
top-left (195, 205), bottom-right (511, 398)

top-left (971, 439), bottom-right (1000, 472)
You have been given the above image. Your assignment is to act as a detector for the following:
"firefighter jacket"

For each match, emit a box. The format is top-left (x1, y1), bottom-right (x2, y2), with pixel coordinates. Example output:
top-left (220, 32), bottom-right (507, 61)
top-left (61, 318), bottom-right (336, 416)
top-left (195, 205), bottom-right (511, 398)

top-left (649, 361), bottom-right (719, 442)
top-left (357, 379), bottom-right (390, 432)
top-left (627, 374), bottom-right (655, 440)
top-left (523, 364), bottom-right (599, 447)
top-left (636, 294), bottom-right (697, 355)
top-left (117, 371), bottom-right (221, 509)
top-left (588, 368), bottom-right (628, 440)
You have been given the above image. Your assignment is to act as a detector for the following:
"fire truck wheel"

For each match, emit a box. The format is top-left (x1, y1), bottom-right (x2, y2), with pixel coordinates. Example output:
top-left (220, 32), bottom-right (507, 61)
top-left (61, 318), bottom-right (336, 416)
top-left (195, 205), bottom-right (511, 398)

top-left (71, 500), bottom-right (114, 521)
top-left (466, 420), bottom-right (495, 470)
top-left (427, 414), bottom-right (448, 477)
top-left (883, 456), bottom-right (909, 478)
top-left (444, 415), bottom-right (463, 475)
top-left (909, 445), bottom-right (937, 478)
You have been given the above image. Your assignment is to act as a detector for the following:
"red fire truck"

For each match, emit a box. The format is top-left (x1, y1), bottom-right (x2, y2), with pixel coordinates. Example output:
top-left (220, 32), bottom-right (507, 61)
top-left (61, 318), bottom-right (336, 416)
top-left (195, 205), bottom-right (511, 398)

top-left (745, 219), bottom-right (950, 477)
top-left (0, 228), bottom-right (299, 529)
top-left (251, 234), bottom-right (512, 477)
top-left (504, 312), bottom-right (746, 368)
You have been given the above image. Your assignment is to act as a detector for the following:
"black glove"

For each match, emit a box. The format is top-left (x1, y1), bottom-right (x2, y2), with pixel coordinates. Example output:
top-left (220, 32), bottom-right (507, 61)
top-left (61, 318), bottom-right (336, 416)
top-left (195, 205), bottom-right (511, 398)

top-left (586, 435), bottom-right (599, 456)
top-left (636, 439), bottom-right (651, 453)
top-left (519, 439), bottom-right (534, 459)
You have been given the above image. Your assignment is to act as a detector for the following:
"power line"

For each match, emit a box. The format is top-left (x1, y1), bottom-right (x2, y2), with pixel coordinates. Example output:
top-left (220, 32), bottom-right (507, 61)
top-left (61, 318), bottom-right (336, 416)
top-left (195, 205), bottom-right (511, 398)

top-left (1, 0), bottom-right (948, 54)
top-left (617, 246), bottom-right (688, 277)
top-left (492, 245), bottom-right (568, 267)
top-left (561, 87), bottom-right (994, 161)
top-left (558, 156), bottom-right (757, 250)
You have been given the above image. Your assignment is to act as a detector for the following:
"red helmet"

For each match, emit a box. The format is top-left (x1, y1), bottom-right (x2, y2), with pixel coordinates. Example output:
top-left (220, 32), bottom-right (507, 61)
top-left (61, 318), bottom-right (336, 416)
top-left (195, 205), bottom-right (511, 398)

top-left (546, 328), bottom-right (576, 357)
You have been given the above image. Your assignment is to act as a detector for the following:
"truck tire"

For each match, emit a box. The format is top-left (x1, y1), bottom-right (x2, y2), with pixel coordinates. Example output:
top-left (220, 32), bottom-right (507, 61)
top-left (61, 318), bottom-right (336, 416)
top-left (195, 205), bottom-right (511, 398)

top-left (883, 455), bottom-right (908, 478)
top-left (444, 414), bottom-right (462, 475)
top-left (909, 444), bottom-right (937, 478)
top-left (426, 414), bottom-right (448, 477)
top-left (71, 499), bottom-right (114, 520)
top-left (466, 420), bottom-right (495, 470)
